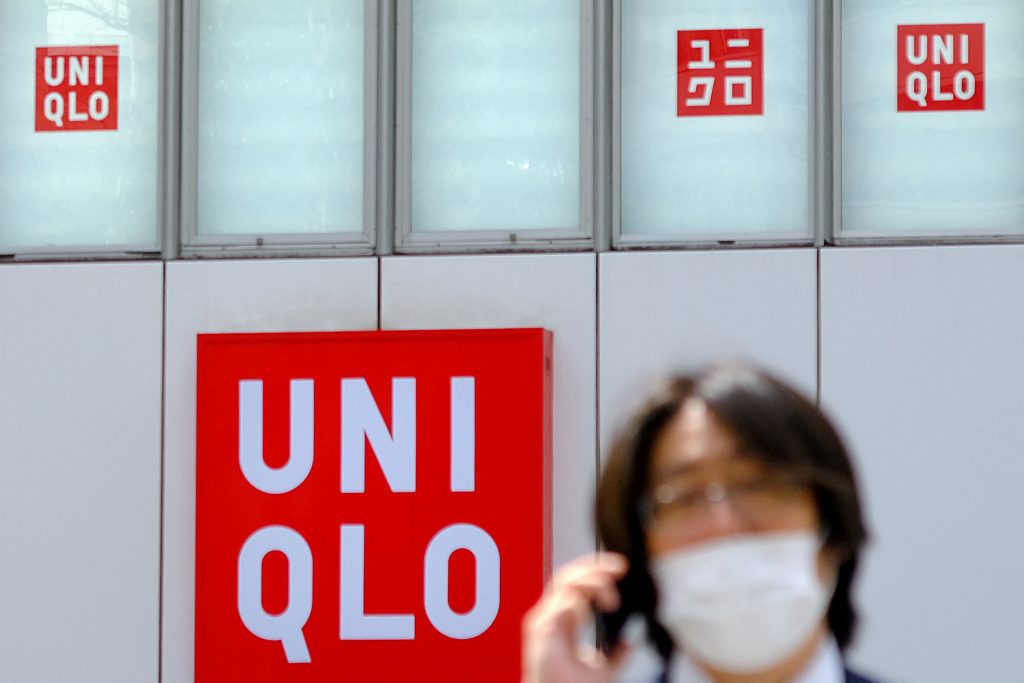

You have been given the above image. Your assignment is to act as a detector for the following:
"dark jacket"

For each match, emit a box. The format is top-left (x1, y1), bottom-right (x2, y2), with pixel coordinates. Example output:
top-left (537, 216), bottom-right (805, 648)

top-left (846, 669), bottom-right (883, 683)
top-left (654, 667), bottom-right (883, 683)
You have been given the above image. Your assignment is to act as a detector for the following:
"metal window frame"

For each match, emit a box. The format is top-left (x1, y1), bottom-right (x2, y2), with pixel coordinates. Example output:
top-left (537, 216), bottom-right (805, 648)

top-left (10, 1), bottom-right (1024, 261)
top-left (392, 0), bottom-right (596, 254)
top-left (610, 0), bottom-right (822, 250)
top-left (162, 0), bottom-right (183, 259)
top-left (178, 0), bottom-right (379, 258)
top-left (0, 1), bottom-right (167, 262)
top-left (829, 0), bottom-right (1024, 247)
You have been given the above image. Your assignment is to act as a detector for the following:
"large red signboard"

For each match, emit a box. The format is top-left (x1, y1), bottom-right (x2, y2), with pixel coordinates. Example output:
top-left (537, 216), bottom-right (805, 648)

top-left (897, 23), bottom-right (984, 112)
top-left (677, 28), bottom-right (764, 117)
top-left (196, 329), bottom-right (552, 683)
top-left (35, 45), bottom-right (119, 132)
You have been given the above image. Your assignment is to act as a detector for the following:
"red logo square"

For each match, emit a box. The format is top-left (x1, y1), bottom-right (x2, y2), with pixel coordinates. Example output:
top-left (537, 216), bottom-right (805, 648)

top-left (897, 24), bottom-right (984, 112)
top-left (195, 329), bottom-right (552, 683)
top-left (35, 45), bottom-right (119, 132)
top-left (677, 28), bottom-right (764, 117)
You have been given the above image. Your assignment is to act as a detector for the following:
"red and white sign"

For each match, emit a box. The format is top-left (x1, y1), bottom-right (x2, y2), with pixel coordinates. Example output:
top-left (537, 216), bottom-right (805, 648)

top-left (35, 45), bottom-right (119, 132)
top-left (196, 329), bottom-right (552, 683)
top-left (897, 24), bottom-right (984, 112)
top-left (677, 28), bottom-right (764, 117)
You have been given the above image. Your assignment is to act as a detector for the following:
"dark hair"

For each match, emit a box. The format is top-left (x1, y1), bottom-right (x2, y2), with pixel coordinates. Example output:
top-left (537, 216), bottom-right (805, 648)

top-left (595, 362), bottom-right (868, 664)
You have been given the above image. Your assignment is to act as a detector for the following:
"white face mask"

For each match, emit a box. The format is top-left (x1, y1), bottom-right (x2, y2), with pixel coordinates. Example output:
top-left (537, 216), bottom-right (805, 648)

top-left (651, 530), bottom-right (833, 674)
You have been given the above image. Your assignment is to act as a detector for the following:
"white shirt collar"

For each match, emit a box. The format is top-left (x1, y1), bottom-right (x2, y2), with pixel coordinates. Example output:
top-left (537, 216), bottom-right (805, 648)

top-left (667, 635), bottom-right (844, 683)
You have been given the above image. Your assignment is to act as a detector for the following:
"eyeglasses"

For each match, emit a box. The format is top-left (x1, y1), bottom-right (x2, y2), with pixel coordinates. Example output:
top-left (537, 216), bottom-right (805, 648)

top-left (642, 473), bottom-right (813, 538)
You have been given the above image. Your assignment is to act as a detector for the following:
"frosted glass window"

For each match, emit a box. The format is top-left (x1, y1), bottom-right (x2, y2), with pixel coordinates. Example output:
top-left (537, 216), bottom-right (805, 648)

top-left (197, 1), bottom-right (364, 236)
top-left (621, 1), bottom-right (810, 239)
top-left (0, 2), bottom-right (159, 252)
top-left (842, 1), bottom-right (1024, 237)
top-left (410, 1), bottom-right (580, 233)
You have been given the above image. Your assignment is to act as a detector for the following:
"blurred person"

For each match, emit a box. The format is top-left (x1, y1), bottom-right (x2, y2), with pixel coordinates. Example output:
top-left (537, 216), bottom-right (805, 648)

top-left (522, 362), bottom-right (883, 683)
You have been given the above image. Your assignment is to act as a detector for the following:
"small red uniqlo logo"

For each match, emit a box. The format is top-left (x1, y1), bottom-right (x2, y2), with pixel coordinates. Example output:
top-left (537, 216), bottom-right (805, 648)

top-left (35, 45), bottom-right (119, 132)
top-left (897, 24), bottom-right (984, 112)
top-left (677, 28), bottom-right (763, 117)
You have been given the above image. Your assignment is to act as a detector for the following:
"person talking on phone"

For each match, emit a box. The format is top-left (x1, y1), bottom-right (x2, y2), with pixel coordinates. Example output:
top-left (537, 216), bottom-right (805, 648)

top-left (521, 362), bottom-right (883, 683)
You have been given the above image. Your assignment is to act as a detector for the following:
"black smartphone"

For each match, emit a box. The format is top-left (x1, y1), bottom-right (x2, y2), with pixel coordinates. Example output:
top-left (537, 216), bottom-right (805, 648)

top-left (595, 574), bottom-right (640, 654)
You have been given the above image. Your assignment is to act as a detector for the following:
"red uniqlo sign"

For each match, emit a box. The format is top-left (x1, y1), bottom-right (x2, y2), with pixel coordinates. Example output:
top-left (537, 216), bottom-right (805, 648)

top-left (35, 45), bottom-right (118, 132)
top-left (195, 329), bottom-right (552, 683)
top-left (897, 24), bottom-right (984, 112)
top-left (677, 28), bottom-right (764, 117)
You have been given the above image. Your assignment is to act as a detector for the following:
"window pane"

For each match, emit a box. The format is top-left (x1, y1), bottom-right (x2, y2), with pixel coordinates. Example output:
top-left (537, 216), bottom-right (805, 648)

top-left (0, 1), bottom-right (159, 251)
top-left (410, 1), bottom-right (580, 233)
top-left (842, 1), bottom-right (1024, 236)
top-left (197, 0), bottom-right (364, 236)
top-left (621, 1), bottom-right (810, 239)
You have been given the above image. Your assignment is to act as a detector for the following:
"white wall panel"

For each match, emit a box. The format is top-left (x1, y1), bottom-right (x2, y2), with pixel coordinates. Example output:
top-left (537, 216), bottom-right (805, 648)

top-left (381, 253), bottom-right (597, 567)
top-left (598, 250), bottom-right (818, 452)
top-left (599, 249), bottom-right (818, 682)
top-left (821, 245), bottom-right (1024, 683)
top-left (0, 262), bottom-right (163, 683)
top-left (162, 258), bottom-right (377, 683)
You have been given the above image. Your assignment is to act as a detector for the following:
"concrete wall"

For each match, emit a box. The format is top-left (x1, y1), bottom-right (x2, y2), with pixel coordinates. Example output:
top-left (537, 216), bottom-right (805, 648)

top-left (2, 246), bottom-right (1022, 682)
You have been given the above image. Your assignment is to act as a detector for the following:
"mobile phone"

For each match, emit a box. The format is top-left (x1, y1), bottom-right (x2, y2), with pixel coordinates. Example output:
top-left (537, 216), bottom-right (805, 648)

top-left (595, 574), bottom-right (641, 654)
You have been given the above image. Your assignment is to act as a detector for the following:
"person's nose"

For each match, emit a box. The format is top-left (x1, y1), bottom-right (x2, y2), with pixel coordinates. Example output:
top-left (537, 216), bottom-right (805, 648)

top-left (701, 484), bottom-right (753, 537)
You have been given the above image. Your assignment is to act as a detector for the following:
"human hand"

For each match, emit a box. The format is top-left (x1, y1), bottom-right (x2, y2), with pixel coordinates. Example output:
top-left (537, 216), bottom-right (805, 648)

top-left (521, 552), bottom-right (630, 683)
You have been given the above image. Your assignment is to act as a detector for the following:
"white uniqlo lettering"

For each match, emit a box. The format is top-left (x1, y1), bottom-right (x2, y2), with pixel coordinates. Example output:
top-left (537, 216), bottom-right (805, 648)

top-left (67, 93), bottom-right (88, 122)
top-left (237, 526), bottom-right (313, 663)
top-left (44, 57), bottom-right (64, 86)
top-left (687, 77), bottom-right (714, 106)
top-left (340, 377), bottom-right (416, 493)
top-left (933, 34), bottom-right (953, 64)
top-left (931, 71), bottom-right (954, 101)
top-left (685, 39), bottom-right (714, 106)
top-left (450, 376), bottom-right (476, 492)
top-left (905, 67), bottom-right (976, 109)
top-left (338, 522), bottom-right (502, 642)
top-left (232, 373), bottom-right (492, 661)
top-left (43, 93), bottom-right (64, 127)
top-left (906, 36), bottom-right (927, 65)
top-left (239, 379), bottom-right (314, 494)
top-left (724, 76), bottom-right (752, 105)
top-left (339, 525), bottom-right (415, 640)
top-left (906, 72), bottom-right (928, 106)
top-left (37, 48), bottom-right (117, 130)
top-left (69, 56), bottom-right (88, 85)
top-left (724, 39), bottom-right (753, 105)
top-left (423, 524), bottom-right (501, 639)
top-left (239, 375), bottom-right (476, 495)
top-left (687, 39), bottom-right (714, 69)
top-left (46, 55), bottom-right (104, 87)
top-left (954, 71), bottom-right (975, 99)
top-left (89, 91), bottom-right (109, 119)
top-left (725, 38), bottom-right (752, 66)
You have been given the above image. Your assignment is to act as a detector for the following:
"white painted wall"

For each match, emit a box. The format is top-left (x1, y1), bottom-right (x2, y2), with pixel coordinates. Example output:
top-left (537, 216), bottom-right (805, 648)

top-left (0, 262), bottom-right (163, 683)
top-left (822, 245), bottom-right (1024, 683)
top-left (598, 249), bottom-right (818, 457)
top-left (2, 247), bottom-right (1023, 682)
